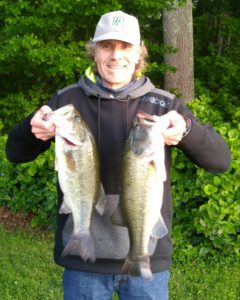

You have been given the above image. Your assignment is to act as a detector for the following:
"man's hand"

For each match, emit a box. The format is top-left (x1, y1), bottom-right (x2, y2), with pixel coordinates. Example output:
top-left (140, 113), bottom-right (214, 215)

top-left (30, 105), bottom-right (55, 141)
top-left (153, 111), bottom-right (187, 146)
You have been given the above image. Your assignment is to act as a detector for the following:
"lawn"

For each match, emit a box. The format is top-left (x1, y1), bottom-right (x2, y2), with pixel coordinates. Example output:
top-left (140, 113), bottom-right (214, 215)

top-left (0, 226), bottom-right (239, 300)
top-left (0, 226), bottom-right (62, 300)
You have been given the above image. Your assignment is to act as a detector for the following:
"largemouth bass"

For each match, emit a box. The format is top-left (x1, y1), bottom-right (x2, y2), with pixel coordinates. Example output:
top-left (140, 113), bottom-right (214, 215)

top-left (119, 110), bottom-right (169, 280)
top-left (44, 104), bottom-right (102, 262)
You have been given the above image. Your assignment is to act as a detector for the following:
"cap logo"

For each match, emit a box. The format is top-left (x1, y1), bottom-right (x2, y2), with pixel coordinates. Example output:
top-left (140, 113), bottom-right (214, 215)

top-left (112, 16), bottom-right (124, 27)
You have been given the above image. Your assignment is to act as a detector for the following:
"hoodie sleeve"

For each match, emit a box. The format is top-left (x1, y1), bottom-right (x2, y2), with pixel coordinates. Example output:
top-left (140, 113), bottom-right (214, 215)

top-left (5, 93), bottom-right (60, 164)
top-left (178, 118), bottom-right (231, 173)
top-left (170, 98), bottom-right (231, 173)
top-left (5, 113), bottom-right (52, 163)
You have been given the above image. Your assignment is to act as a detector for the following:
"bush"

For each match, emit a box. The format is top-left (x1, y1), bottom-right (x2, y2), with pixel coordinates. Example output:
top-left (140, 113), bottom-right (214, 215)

top-left (0, 137), bottom-right (57, 229)
top-left (171, 95), bottom-right (239, 261)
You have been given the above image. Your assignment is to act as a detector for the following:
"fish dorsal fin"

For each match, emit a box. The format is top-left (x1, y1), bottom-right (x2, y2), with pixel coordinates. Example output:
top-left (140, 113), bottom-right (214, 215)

top-left (95, 184), bottom-right (108, 216)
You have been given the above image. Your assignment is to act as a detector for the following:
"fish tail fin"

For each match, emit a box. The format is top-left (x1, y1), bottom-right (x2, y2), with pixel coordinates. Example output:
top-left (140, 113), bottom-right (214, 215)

top-left (62, 230), bottom-right (96, 262)
top-left (122, 255), bottom-right (153, 281)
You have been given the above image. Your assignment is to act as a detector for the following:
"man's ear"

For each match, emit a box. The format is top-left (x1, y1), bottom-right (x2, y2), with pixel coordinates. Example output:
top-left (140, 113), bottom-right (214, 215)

top-left (135, 46), bottom-right (141, 63)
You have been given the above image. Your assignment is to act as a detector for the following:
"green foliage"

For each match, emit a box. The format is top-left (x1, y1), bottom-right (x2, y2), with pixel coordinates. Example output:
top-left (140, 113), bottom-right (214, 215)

top-left (0, 0), bottom-right (184, 133)
top-left (1, 0), bottom-right (239, 132)
top-left (0, 137), bottom-right (57, 229)
top-left (171, 95), bottom-right (239, 260)
top-left (194, 55), bottom-right (240, 122)
top-left (0, 0), bottom-right (239, 260)
top-left (0, 0), bottom-right (122, 132)
top-left (193, 0), bottom-right (240, 123)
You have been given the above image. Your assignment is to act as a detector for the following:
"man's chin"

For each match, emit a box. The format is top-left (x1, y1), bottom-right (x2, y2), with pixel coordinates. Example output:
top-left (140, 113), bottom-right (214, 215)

top-left (102, 76), bottom-right (131, 89)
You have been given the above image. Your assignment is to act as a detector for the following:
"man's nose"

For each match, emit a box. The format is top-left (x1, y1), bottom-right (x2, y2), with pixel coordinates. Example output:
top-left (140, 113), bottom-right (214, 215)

top-left (110, 47), bottom-right (124, 59)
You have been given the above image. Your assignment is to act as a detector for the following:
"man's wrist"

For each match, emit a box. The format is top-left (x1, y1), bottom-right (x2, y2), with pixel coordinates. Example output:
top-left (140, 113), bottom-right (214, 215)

top-left (182, 116), bottom-right (192, 138)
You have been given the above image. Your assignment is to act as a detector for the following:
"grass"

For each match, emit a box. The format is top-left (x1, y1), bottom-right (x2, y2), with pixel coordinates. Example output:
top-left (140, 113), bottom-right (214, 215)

top-left (169, 258), bottom-right (239, 300)
top-left (0, 225), bottom-right (239, 300)
top-left (0, 226), bottom-right (62, 300)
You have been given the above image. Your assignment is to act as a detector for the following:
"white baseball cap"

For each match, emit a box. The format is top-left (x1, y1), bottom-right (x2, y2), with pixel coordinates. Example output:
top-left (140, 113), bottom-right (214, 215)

top-left (92, 11), bottom-right (141, 46)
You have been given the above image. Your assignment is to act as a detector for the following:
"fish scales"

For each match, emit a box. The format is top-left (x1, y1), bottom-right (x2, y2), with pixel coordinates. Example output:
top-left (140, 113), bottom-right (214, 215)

top-left (119, 110), bottom-right (168, 280)
top-left (59, 131), bottom-right (98, 232)
top-left (45, 104), bottom-right (101, 262)
top-left (122, 151), bottom-right (156, 255)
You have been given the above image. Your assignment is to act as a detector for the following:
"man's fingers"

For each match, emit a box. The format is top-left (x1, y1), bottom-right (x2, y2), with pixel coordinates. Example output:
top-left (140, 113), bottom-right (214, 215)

top-left (40, 105), bottom-right (53, 114)
top-left (31, 106), bottom-right (54, 129)
top-left (30, 105), bottom-right (55, 140)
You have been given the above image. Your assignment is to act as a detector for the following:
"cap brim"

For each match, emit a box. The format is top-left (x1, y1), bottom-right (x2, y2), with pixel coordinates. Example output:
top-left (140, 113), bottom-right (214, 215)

top-left (92, 32), bottom-right (140, 46)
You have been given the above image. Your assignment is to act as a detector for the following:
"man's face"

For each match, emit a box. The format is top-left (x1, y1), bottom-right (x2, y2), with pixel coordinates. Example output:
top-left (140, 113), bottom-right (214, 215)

top-left (94, 40), bottom-right (140, 89)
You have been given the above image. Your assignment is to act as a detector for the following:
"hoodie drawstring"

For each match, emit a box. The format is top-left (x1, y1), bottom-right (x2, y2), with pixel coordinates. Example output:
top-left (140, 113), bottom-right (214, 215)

top-left (125, 96), bottom-right (131, 139)
top-left (97, 94), bottom-right (101, 148)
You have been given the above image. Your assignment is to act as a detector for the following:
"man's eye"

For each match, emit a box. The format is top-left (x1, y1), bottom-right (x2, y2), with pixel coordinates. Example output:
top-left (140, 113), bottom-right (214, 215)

top-left (100, 43), bottom-right (111, 49)
top-left (122, 44), bottom-right (132, 50)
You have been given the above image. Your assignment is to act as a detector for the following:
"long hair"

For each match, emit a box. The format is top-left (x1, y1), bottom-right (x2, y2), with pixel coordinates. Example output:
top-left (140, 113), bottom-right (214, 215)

top-left (85, 40), bottom-right (148, 78)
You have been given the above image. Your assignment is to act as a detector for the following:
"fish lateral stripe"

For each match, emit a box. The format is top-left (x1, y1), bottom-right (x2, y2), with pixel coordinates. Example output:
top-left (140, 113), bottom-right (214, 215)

top-left (64, 151), bottom-right (76, 172)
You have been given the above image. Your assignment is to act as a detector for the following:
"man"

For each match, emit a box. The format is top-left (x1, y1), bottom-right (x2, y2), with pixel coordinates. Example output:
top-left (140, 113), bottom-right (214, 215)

top-left (6, 11), bottom-right (230, 300)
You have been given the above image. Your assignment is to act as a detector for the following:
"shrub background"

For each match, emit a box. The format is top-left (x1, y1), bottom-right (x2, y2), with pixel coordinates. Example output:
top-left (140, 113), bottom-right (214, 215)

top-left (0, 0), bottom-right (239, 261)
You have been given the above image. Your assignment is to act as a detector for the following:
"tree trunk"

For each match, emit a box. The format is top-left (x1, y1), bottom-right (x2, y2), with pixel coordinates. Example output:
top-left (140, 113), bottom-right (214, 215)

top-left (163, 0), bottom-right (194, 103)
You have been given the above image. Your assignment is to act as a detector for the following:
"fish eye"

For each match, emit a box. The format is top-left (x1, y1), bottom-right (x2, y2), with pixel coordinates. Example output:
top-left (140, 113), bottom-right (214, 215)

top-left (74, 115), bottom-right (81, 122)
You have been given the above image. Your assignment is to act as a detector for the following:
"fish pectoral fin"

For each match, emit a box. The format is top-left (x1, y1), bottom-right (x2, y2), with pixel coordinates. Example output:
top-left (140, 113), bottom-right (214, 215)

top-left (147, 236), bottom-right (158, 256)
top-left (59, 199), bottom-right (72, 214)
top-left (95, 184), bottom-right (107, 216)
top-left (151, 215), bottom-right (168, 239)
top-left (111, 205), bottom-right (127, 227)
top-left (148, 217), bottom-right (168, 255)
